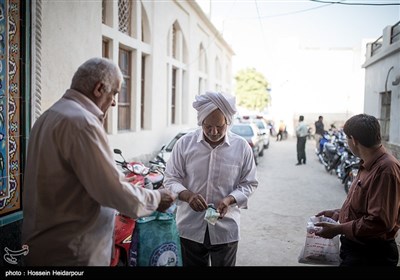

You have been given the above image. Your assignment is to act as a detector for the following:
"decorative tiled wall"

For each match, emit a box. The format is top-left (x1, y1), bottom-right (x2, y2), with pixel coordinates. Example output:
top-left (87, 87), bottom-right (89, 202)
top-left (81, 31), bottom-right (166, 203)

top-left (0, 0), bottom-right (21, 222)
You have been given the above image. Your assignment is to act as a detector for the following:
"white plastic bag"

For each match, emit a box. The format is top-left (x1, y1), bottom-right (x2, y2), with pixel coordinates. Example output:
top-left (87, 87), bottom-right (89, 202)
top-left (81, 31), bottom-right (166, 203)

top-left (298, 216), bottom-right (341, 265)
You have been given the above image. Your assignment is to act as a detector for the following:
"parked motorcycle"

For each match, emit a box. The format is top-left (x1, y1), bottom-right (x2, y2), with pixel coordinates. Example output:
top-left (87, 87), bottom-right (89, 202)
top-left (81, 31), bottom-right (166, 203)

top-left (317, 130), bottom-right (349, 173)
top-left (149, 155), bottom-right (167, 172)
top-left (114, 149), bottom-right (164, 190)
top-left (316, 131), bottom-right (330, 155)
top-left (342, 157), bottom-right (360, 194)
top-left (110, 149), bottom-right (165, 266)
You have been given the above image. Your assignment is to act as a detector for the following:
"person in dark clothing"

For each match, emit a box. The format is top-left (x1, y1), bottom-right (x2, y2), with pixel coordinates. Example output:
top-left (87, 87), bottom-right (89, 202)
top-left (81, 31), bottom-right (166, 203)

top-left (314, 114), bottom-right (400, 266)
top-left (314, 116), bottom-right (324, 153)
top-left (295, 115), bottom-right (308, 165)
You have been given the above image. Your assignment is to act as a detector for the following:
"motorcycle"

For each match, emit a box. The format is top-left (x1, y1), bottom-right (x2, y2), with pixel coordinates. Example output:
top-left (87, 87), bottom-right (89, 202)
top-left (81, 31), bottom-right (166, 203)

top-left (114, 149), bottom-right (165, 190)
top-left (326, 139), bottom-right (347, 173)
top-left (317, 130), bottom-right (348, 173)
top-left (110, 149), bottom-right (165, 266)
top-left (316, 131), bottom-right (330, 155)
top-left (149, 155), bottom-right (167, 172)
top-left (342, 157), bottom-right (360, 194)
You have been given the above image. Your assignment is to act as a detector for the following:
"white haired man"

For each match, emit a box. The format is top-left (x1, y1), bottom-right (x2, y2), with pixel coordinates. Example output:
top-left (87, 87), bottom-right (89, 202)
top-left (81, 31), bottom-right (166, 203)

top-left (22, 57), bottom-right (175, 266)
top-left (164, 91), bottom-right (258, 266)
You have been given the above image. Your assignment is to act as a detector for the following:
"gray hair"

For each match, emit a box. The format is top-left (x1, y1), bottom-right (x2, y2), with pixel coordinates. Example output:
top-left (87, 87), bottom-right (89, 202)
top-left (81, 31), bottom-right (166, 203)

top-left (70, 57), bottom-right (123, 95)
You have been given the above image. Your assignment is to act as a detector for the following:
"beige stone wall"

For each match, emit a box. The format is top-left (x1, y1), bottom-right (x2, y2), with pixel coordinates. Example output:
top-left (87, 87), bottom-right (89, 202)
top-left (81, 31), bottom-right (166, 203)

top-left (37, 1), bottom-right (233, 160)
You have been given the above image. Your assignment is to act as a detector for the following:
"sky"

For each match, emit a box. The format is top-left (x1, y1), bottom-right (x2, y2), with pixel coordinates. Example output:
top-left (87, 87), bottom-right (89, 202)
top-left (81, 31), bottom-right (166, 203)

top-left (200, 0), bottom-right (400, 76)
top-left (196, 0), bottom-right (400, 125)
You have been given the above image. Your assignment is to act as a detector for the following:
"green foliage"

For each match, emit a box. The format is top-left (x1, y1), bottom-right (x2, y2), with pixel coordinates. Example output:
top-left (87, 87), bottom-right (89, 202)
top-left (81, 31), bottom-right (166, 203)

top-left (234, 68), bottom-right (270, 112)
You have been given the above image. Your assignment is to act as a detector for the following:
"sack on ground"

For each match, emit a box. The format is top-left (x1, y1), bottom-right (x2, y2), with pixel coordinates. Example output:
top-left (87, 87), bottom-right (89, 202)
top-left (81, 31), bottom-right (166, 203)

top-left (298, 216), bottom-right (341, 265)
top-left (128, 211), bottom-right (182, 266)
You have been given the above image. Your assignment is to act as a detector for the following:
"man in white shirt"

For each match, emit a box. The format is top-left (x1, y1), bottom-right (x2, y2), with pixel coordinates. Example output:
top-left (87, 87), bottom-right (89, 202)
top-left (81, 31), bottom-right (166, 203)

top-left (22, 57), bottom-right (175, 266)
top-left (164, 91), bottom-right (258, 266)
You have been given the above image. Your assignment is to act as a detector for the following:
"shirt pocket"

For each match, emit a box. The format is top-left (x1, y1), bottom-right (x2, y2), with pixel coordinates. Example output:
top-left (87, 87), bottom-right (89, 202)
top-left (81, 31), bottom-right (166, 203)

top-left (218, 162), bottom-right (241, 190)
top-left (349, 181), bottom-right (368, 213)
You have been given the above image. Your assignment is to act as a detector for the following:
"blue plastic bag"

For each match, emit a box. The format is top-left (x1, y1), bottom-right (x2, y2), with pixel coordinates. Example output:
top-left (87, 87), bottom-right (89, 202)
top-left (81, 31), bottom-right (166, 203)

top-left (128, 211), bottom-right (182, 266)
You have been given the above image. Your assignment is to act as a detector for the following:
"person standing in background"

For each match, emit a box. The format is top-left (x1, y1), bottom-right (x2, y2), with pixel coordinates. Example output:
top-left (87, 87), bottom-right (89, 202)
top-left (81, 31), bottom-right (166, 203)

top-left (276, 120), bottom-right (286, 141)
top-left (314, 116), bottom-right (325, 153)
top-left (164, 91), bottom-right (258, 266)
top-left (296, 115), bottom-right (308, 165)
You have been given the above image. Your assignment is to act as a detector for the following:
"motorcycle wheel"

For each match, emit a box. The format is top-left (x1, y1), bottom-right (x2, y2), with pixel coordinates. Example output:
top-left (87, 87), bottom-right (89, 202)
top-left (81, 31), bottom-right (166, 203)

top-left (325, 161), bottom-right (334, 173)
top-left (325, 164), bottom-right (331, 172)
top-left (344, 176), bottom-right (352, 194)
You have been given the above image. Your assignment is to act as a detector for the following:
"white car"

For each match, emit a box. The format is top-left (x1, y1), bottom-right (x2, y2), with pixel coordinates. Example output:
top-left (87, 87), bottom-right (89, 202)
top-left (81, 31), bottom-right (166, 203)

top-left (253, 119), bottom-right (270, 149)
top-left (157, 128), bottom-right (197, 163)
top-left (230, 123), bottom-right (264, 165)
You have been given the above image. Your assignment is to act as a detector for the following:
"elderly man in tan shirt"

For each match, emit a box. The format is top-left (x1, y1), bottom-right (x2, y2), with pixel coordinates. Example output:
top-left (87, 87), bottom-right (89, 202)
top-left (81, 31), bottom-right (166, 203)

top-left (22, 58), bottom-right (175, 266)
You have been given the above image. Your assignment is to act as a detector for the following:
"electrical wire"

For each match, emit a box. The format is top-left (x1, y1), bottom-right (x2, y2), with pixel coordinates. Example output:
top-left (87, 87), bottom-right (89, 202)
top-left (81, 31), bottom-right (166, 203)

top-left (310, 0), bottom-right (400, 6)
top-left (254, 0), bottom-right (266, 41)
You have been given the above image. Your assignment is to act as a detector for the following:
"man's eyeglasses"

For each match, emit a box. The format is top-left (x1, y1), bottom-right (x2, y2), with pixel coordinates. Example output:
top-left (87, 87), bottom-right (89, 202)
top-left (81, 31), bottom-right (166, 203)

top-left (202, 123), bottom-right (227, 131)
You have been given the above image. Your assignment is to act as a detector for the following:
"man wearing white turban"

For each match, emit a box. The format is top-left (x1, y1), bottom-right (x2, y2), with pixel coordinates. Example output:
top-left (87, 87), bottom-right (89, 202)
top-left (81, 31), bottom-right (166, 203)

top-left (164, 91), bottom-right (258, 266)
top-left (193, 91), bottom-right (237, 127)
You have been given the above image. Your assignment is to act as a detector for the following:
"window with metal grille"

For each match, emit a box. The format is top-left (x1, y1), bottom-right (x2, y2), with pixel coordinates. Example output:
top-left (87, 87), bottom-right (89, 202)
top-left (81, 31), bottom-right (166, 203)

top-left (118, 49), bottom-right (131, 130)
top-left (141, 54), bottom-right (146, 129)
top-left (102, 39), bottom-right (110, 132)
top-left (171, 68), bottom-right (177, 124)
top-left (215, 57), bottom-right (222, 91)
top-left (102, 0), bottom-right (106, 24)
top-left (118, 0), bottom-right (131, 34)
top-left (102, 0), bottom-right (112, 27)
top-left (172, 25), bottom-right (177, 59)
top-left (198, 44), bottom-right (207, 95)
top-left (167, 21), bottom-right (187, 126)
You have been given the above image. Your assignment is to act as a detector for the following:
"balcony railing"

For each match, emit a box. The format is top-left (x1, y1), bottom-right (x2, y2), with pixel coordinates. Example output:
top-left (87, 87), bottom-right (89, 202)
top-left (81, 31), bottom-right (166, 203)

top-left (370, 20), bottom-right (400, 57)
top-left (371, 36), bottom-right (383, 56)
top-left (391, 21), bottom-right (400, 44)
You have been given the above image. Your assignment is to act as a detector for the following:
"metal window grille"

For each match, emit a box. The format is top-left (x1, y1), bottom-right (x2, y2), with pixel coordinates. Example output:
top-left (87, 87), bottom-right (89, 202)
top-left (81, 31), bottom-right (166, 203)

top-left (118, 0), bottom-right (130, 34)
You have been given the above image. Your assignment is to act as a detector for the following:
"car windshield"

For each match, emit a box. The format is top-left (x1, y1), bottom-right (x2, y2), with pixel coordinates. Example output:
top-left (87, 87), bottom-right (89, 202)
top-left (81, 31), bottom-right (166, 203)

top-left (165, 133), bottom-right (185, 152)
top-left (231, 125), bottom-right (254, 137)
top-left (255, 120), bottom-right (265, 130)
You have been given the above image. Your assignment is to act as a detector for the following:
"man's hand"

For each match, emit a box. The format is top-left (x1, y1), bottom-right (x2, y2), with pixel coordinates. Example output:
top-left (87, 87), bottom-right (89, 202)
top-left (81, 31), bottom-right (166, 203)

top-left (314, 222), bottom-right (340, 239)
top-left (156, 189), bottom-right (176, 212)
top-left (179, 190), bottom-right (208, 212)
top-left (315, 209), bottom-right (340, 221)
top-left (188, 193), bottom-right (208, 212)
top-left (217, 195), bottom-right (236, 219)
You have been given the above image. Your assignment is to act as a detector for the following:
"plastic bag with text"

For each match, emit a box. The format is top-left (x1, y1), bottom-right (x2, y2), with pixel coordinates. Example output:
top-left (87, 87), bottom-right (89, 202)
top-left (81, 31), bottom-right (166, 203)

top-left (298, 216), bottom-right (341, 265)
top-left (128, 211), bottom-right (182, 266)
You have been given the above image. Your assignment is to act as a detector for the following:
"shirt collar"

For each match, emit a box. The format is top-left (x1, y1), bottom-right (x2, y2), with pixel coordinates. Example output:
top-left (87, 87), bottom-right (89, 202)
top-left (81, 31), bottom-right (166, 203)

top-left (361, 145), bottom-right (386, 171)
top-left (62, 89), bottom-right (104, 122)
top-left (196, 128), bottom-right (231, 146)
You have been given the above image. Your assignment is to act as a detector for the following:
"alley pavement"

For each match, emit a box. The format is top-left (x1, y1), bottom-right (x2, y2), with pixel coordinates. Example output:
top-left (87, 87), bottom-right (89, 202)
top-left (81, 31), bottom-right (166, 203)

top-left (236, 136), bottom-right (400, 267)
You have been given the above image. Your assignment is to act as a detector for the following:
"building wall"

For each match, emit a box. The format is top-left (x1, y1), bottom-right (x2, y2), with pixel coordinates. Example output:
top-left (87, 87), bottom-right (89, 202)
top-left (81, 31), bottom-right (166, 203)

top-left (363, 22), bottom-right (400, 150)
top-left (363, 20), bottom-right (400, 256)
top-left (1, 0), bottom-right (29, 265)
top-left (0, 1), bottom-right (232, 264)
top-left (37, 0), bottom-right (233, 161)
top-left (40, 1), bottom-right (101, 111)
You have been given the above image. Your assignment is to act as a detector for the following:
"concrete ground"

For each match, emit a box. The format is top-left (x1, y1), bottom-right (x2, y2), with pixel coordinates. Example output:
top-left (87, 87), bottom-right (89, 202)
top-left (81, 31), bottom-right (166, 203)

top-left (236, 136), bottom-right (400, 266)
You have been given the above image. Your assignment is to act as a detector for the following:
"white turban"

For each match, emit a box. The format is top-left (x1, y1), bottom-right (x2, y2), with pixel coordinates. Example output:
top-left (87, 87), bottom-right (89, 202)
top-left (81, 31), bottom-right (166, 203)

top-left (192, 91), bottom-right (237, 126)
